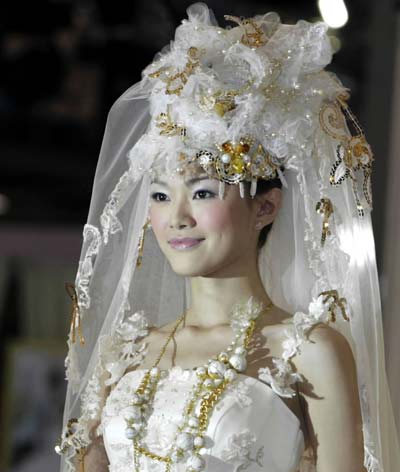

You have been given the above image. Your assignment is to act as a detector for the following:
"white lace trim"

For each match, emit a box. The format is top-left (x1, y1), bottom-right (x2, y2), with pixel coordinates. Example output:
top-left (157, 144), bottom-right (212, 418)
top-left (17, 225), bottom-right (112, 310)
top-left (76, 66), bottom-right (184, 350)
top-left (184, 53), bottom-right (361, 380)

top-left (257, 294), bottom-right (330, 398)
top-left (65, 224), bottom-right (101, 390)
top-left (60, 310), bottom-right (149, 470)
top-left (76, 224), bottom-right (102, 309)
top-left (100, 170), bottom-right (134, 245)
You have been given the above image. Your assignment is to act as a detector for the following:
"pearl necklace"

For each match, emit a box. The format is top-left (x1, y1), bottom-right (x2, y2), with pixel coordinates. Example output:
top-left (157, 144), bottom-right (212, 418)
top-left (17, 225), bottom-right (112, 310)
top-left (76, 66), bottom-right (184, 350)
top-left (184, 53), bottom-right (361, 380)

top-left (124, 298), bottom-right (273, 472)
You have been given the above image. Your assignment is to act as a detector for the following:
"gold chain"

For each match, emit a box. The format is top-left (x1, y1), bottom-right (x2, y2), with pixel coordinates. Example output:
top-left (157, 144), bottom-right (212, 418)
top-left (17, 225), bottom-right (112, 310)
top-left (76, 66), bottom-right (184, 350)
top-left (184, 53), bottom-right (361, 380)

top-left (153, 311), bottom-right (187, 368)
top-left (132, 301), bottom-right (273, 471)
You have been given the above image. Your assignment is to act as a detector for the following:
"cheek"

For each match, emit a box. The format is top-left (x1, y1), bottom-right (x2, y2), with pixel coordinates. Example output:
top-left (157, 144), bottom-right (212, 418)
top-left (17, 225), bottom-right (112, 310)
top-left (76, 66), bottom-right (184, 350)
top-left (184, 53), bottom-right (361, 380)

top-left (149, 206), bottom-right (167, 238)
top-left (196, 200), bottom-right (250, 234)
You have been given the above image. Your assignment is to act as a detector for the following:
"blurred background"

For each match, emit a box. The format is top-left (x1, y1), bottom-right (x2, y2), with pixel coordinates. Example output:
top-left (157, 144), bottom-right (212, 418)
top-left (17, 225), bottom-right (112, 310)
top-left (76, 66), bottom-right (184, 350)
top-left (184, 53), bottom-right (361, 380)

top-left (0, 0), bottom-right (399, 470)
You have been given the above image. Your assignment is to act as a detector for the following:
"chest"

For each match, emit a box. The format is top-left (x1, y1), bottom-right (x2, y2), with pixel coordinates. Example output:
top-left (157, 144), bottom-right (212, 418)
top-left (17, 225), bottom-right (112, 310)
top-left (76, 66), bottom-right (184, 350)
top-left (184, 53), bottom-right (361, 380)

top-left (132, 326), bottom-right (305, 430)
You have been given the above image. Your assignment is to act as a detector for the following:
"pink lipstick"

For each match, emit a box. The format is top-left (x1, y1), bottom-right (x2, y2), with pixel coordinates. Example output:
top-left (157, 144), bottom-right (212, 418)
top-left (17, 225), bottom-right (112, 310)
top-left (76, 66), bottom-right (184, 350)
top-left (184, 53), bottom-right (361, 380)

top-left (168, 238), bottom-right (204, 250)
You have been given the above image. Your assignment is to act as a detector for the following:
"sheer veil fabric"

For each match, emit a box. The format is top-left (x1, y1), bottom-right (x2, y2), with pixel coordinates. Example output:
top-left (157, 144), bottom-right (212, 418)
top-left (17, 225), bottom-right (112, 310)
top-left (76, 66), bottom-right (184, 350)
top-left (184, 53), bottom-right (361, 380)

top-left (57, 3), bottom-right (400, 471)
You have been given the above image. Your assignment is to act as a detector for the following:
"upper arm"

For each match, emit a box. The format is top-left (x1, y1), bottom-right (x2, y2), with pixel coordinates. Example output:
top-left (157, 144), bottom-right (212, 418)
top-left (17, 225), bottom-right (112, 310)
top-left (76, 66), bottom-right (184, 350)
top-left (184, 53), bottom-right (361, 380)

top-left (293, 324), bottom-right (366, 472)
top-left (84, 431), bottom-right (109, 471)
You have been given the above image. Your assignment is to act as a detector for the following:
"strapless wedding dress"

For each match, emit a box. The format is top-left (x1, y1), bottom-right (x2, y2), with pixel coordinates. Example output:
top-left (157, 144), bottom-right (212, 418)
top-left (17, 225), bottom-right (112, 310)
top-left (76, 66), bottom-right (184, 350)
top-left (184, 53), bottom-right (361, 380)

top-left (101, 365), bottom-right (305, 471)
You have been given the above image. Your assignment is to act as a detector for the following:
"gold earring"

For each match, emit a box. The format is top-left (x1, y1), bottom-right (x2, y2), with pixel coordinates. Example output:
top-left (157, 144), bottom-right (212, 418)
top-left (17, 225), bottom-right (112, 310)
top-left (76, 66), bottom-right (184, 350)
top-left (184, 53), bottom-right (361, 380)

top-left (136, 218), bottom-right (151, 267)
top-left (65, 283), bottom-right (85, 345)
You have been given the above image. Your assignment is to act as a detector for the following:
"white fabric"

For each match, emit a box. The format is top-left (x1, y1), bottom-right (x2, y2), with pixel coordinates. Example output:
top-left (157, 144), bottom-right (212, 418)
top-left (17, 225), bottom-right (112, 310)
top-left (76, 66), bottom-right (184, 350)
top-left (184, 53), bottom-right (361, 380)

top-left (102, 366), bottom-right (304, 472)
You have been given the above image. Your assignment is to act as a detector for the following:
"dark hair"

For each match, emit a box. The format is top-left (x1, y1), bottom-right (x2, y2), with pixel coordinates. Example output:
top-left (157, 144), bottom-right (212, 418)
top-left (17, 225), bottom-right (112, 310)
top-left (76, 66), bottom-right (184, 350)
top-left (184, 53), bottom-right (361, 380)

top-left (244, 175), bottom-right (283, 249)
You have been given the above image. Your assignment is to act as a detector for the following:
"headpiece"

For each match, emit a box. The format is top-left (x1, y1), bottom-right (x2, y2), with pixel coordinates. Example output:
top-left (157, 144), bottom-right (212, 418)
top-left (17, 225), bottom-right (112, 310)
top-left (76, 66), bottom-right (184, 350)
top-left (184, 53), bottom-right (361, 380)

top-left (56, 4), bottom-right (400, 471)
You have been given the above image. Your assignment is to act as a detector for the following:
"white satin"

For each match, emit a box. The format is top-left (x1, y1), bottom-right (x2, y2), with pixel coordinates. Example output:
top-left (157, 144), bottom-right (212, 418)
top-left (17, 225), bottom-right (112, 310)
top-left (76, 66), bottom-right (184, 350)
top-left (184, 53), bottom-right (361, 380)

top-left (102, 366), bottom-right (305, 471)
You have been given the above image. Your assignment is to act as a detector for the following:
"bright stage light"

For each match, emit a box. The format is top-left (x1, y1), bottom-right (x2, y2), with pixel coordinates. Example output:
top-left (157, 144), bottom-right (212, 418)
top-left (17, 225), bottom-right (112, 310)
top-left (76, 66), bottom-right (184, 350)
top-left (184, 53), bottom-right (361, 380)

top-left (318, 0), bottom-right (349, 29)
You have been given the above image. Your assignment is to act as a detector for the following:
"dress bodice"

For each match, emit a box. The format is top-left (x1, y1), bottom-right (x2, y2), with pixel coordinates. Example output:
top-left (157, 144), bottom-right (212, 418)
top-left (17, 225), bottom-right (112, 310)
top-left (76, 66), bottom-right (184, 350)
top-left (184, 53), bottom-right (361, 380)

top-left (101, 365), bottom-right (305, 472)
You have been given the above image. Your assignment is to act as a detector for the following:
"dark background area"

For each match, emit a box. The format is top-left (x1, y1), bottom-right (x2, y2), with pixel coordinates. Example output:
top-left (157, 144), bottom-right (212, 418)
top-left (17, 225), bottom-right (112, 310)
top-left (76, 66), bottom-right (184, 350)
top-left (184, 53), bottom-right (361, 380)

top-left (0, 0), bottom-right (381, 225)
top-left (0, 1), bottom-right (398, 471)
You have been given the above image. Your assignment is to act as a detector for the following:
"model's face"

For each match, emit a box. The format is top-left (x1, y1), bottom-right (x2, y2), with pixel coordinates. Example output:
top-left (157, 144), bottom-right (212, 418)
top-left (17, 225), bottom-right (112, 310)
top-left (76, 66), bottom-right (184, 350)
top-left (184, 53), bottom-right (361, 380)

top-left (149, 172), bottom-right (259, 277)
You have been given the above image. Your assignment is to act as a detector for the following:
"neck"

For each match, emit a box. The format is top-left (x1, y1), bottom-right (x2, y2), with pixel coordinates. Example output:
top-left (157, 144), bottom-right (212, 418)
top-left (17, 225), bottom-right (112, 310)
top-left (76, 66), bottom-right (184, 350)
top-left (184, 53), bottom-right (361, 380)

top-left (185, 256), bottom-right (271, 328)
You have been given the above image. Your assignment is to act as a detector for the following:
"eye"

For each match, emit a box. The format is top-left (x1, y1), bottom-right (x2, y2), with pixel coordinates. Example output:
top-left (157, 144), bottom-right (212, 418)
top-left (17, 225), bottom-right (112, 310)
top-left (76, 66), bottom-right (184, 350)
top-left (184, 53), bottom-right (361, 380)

top-left (193, 189), bottom-right (215, 199)
top-left (151, 192), bottom-right (169, 202)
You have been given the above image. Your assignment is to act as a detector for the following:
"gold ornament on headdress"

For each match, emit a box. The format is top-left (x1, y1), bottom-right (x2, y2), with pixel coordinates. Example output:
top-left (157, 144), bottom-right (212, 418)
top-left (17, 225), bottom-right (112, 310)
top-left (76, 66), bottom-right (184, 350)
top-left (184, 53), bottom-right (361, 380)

top-left (148, 47), bottom-right (202, 96)
top-left (319, 94), bottom-right (374, 217)
top-left (155, 106), bottom-right (187, 138)
top-left (193, 136), bottom-right (280, 188)
top-left (224, 15), bottom-right (268, 48)
top-left (199, 81), bottom-right (254, 117)
top-left (319, 289), bottom-right (350, 322)
top-left (316, 197), bottom-right (334, 246)
top-left (65, 282), bottom-right (85, 345)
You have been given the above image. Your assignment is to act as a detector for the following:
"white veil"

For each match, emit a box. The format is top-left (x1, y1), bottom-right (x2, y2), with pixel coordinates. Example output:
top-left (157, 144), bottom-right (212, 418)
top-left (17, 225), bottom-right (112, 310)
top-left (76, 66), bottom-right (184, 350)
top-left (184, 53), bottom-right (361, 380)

top-left (57, 4), bottom-right (400, 471)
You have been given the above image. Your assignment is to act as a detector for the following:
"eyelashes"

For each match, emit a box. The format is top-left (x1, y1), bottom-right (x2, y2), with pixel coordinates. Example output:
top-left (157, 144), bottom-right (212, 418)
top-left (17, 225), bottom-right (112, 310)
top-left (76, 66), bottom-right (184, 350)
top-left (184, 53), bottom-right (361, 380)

top-left (150, 189), bottom-right (216, 202)
top-left (150, 192), bottom-right (168, 202)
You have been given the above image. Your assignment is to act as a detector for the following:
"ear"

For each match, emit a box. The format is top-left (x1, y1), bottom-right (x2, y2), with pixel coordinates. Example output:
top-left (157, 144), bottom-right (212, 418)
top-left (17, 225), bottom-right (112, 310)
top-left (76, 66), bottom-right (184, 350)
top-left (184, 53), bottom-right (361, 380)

top-left (254, 187), bottom-right (282, 228)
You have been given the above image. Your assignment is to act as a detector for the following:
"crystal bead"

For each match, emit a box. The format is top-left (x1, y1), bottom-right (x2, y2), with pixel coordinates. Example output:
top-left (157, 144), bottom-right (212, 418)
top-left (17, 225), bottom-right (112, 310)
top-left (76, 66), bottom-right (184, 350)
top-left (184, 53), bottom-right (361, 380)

top-left (204, 378), bottom-right (214, 389)
top-left (229, 354), bottom-right (247, 372)
top-left (234, 346), bottom-right (246, 356)
top-left (218, 352), bottom-right (229, 362)
top-left (186, 454), bottom-right (205, 471)
top-left (125, 427), bottom-right (138, 439)
top-left (122, 406), bottom-right (141, 421)
top-left (188, 417), bottom-right (199, 428)
top-left (207, 360), bottom-right (226, 379)
top-left (194, 436), bottom-right (204, 447)
top-left (196, 366), bottom-right (207, 377)
top-left (176, 432), bottom-right (194, 450)
top-left (150, 367), bottom-right (160, 377)
top-left (221, 153), bottom-right (231, 164)
top-left (224, 368), bottom-right (237, 382)
top-left (171, 450), bottom-right (180, 462)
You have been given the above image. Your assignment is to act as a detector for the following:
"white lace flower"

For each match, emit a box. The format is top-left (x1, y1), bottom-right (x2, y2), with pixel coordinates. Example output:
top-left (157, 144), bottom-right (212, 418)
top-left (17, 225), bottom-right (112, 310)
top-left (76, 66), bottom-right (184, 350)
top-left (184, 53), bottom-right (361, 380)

top-left (230, 297), bottom-right (264, 334)
top-left (308, 295), bottom-right (327, 321)
top-left (258, 357), bottom-right (303, 398)
top-left (116, 310), bottom-right (149, 341)
top-left (282, 333), bottom-right (300, 360)
top-left (220, 429), bottom-right (256, 463)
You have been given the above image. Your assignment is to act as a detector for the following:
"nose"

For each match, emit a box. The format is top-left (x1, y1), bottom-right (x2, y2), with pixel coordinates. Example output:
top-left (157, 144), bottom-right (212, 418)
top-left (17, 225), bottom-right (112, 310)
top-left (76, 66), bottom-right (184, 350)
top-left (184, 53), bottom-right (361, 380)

top-left (168, 197), bottom-right (196, 230)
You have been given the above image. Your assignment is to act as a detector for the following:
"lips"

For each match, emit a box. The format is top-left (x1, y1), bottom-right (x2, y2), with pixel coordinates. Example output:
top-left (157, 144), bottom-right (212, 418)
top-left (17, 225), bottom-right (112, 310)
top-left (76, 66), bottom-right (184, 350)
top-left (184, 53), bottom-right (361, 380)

top-left (168, 237), bottom-right (205, 250)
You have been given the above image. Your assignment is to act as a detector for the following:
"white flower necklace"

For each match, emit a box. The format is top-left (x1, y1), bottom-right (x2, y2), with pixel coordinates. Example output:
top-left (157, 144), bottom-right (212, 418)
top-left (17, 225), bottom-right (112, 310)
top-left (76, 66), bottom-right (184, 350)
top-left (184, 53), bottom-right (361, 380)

top-left (123, 297), bottom-right (273, 472)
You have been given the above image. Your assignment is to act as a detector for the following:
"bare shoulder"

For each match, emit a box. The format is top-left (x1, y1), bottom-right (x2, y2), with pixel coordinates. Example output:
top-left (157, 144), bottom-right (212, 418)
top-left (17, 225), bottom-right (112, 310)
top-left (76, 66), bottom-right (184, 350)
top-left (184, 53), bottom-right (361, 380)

top-left (258, 307), bottom-right (354, 374)
top-left (289, 321), bottom-right (357, 397)
top-left (295, 322), bottom-right (354, 366)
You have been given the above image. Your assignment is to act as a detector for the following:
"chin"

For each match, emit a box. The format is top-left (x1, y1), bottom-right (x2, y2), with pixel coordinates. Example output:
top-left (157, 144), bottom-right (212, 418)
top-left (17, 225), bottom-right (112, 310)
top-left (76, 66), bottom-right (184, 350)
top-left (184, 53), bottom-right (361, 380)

top-left (167, 252), bottom-right (234, 278)
top-left (168, 257), bottom-right (211, 277)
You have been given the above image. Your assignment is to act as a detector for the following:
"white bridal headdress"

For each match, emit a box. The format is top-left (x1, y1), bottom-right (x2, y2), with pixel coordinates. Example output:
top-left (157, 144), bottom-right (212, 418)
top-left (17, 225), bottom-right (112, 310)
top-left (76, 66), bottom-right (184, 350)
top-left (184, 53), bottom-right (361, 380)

top-left (56, 3), bottom-right (400, 471)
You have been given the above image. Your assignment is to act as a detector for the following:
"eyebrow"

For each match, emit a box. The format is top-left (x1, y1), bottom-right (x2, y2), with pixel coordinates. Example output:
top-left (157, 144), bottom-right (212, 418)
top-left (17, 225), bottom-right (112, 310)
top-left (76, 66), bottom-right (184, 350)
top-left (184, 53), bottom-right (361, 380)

top-left (150, 176), bottom-right (212, 187)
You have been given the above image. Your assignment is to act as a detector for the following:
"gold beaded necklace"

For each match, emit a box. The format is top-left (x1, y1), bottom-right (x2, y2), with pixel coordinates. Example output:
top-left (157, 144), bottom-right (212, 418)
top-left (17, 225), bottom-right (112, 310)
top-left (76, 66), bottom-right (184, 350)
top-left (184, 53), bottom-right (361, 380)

top-left (125, 300), bottom-right (274, 472)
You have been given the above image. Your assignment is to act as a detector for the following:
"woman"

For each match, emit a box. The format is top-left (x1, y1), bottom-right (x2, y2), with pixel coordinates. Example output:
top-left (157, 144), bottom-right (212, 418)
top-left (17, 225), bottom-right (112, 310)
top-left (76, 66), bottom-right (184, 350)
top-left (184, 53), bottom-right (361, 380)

top-left (56, 4), bottom-right (400, 471)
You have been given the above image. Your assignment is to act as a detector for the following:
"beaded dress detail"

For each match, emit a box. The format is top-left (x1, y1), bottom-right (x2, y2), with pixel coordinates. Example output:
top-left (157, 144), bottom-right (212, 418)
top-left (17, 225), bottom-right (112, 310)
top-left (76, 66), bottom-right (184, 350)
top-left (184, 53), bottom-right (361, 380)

top-left (101, 366), bottom-right (305, 472)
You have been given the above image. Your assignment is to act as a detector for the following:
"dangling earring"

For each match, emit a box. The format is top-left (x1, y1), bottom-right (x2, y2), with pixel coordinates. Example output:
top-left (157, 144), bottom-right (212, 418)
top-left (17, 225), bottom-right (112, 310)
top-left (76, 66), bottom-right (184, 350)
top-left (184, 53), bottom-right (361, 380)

top-left (136, 218), bottom-right (152, 267)
top-left (65, 282), bottom-right (85, 345)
